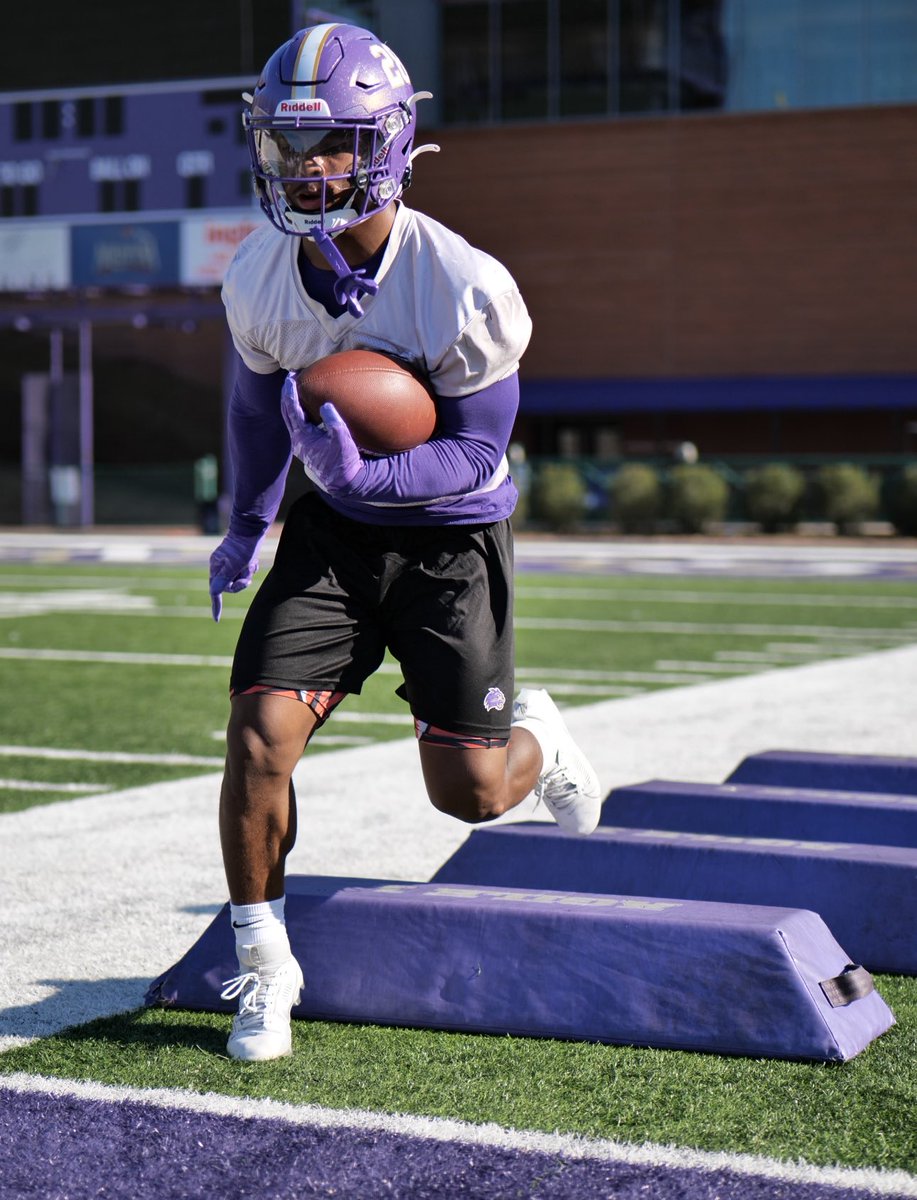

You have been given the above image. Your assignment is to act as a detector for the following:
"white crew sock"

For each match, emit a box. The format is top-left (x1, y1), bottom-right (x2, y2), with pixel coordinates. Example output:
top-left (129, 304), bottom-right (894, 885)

top-left (512, 709), bottom-right (558, 773)
top-left (229, 897), bottom-right (289, 953)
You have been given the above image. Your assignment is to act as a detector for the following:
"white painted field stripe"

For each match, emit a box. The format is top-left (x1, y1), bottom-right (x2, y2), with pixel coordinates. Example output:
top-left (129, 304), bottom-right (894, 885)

top-left (0, 744), bottom-right (224, 767)
top-left (0, 647), bottom-right (234, 667)
top-left (517, 585), bottom-right (917, 609)
top-left (4, 572), bottom-right (917, 608)
top-left (0, 573), bottom-right (200, 588)
top-left (716, 650), bottom-right (849, 664)
top-left (514, 617), bottom-right (915, 639)
top-left (0, 626), bottom-right (910, 676)
top-left (2, 1073), bottom-right (914, 1197)
top-left (71, 606), bottom-right (917, 640)
top-left (0, 593), bottom-right (159, 618)
top-left (0, 646), bottom-right (733, 685)
top-left (0, 778), bottom-right (113, 793)
top-left (517, 682), bottom-right (649, 695)
top-left (764, 641), bottom-right (877, 657)
top-left (654, 660), bottom-right (752, 674)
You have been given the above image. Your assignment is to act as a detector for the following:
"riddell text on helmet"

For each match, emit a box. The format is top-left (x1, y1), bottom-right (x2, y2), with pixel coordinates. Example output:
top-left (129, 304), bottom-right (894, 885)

top-left (275, 99), bottom-right (331, 115)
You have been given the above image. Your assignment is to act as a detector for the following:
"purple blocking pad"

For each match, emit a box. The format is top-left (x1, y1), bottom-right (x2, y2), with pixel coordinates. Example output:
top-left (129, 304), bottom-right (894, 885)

top-left (727, 749), bottom-right (917, 796)
top-left (600, 779), bottom-right (917, 847)
top-left (146, 875), bottom-right (894, 1061)
top-left (432, 826), bottom-right (917, 974)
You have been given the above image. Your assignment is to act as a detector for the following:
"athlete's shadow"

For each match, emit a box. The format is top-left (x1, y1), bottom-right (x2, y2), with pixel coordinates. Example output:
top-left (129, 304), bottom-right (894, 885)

top-left (0, 978), bottom-right (224, 1055)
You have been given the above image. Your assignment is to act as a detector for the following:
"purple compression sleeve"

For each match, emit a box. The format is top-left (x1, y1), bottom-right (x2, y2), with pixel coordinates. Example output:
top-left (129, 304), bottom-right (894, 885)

top-left (226, 357), bottom-right (291, 537)
top-left (341, 373), bottom-right (520, 505)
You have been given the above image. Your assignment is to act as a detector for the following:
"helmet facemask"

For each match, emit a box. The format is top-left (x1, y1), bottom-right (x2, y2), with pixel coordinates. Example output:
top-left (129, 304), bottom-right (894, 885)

top-left (247, 109), bottom-right (415, 239)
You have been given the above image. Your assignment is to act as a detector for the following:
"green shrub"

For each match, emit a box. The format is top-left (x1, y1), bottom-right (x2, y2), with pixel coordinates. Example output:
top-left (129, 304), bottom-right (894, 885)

top-left (667, 464), bottom-right (730, 534)
top-left (609, 463), bottom-right (663, 533)
top-left (884, 464), bottom-right (917, 536)
top-left (743, 463), bottom-right (806, 532)
top-left (814, 463), bottom-right (879, 533)
top-left (530, 462), bottom-right (587, 531)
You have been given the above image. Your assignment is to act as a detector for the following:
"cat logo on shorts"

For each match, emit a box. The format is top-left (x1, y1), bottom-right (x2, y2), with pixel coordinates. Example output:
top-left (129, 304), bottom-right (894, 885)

top-left (483, 686), bottom-right (506, 712)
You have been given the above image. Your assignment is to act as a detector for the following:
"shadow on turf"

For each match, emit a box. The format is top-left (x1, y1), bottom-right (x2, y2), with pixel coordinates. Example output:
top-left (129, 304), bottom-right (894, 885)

top-left (0, 977), bottom-right (152, 1042)
top-left (0, 979), bottom-right (223, 1056)
top-left (1, 1003), bottom-right (228, 1061)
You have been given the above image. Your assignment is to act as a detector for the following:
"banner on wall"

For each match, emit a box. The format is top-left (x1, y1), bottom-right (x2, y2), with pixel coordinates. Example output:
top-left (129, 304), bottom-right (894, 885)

top-left (0, 223), bottom-right (69, 291)
top-left (71, 221), bottom-right (180, 288)
top-left (180, 212), bottom-right (262, 285)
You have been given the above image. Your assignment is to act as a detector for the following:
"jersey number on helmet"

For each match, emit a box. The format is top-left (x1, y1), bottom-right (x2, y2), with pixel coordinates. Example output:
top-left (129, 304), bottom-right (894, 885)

top-left (370, 43), bottom-right (408, 89)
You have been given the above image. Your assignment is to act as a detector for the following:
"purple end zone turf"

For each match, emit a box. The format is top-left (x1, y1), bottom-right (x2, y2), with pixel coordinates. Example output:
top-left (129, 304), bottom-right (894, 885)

top-left (147, 875), bottom-right (895, 1061)
top-left (0, 1085), bottom-right (890, 1200)
top-left (728, 750), bottom-right (917, 796)
top-left (600, 778), bottom-right (917, 847)
top-left (432, 825), bottom-right (917, 974)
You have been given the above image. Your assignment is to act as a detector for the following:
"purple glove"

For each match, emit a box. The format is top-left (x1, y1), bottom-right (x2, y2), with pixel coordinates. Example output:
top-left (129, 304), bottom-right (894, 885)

top-left (209, 531), bottom-right (265, 622)
top-left (281, 373), bottom-right (364, 495)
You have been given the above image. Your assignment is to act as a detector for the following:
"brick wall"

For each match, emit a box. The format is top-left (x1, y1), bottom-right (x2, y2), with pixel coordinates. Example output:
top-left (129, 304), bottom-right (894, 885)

top-left (409, 104), bottom-right (917, 381)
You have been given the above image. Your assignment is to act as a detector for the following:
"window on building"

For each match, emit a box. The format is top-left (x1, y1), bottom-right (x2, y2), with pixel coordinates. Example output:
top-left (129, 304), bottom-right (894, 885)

top-left (442, 2), bottom-right (492, 123)
top-left (98, 178), bottom-right (141, 212)
top-left (41, 100), bottom-right (61, 139)
top-left (123, 178), bottom-right (140, 211)
top-left (559, 0), bottom-right (609, 117)
top-left (77, 97), bottom-right (96, 136)
top-left (0, 186), bottom-right (14, 218)
top-left (99, 179), bottom-right (117, 212)
top-left (185, 174), bottom-right (206, 208)
top-left (103, 95), bottom-right (123, 135)
top-left (679, 0), bottom-right (727, 109)
top-left (501, 0), bottom-right (550, 119)
top-left (440, 0), bottom-right (917, 124)
top-left (619, 0), bottom-right (671, 113)
top-left (14, 103), bottom-right (33, 141)
top-left (21, 184), bottom-right (39, 216)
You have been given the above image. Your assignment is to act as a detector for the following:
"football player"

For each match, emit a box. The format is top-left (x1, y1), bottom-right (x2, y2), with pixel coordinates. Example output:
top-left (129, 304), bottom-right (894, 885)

top-left (210, 21), bottom-right (602, 1061)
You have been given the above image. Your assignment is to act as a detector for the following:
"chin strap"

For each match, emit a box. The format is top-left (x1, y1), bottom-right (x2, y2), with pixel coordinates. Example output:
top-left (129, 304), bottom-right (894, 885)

top-left (311, 226), bottom-right (379, 319)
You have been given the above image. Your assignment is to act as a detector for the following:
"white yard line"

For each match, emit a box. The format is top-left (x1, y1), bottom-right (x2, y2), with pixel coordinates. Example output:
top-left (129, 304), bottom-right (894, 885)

top-left (0, 647), bottom-right (235, 667)
top-left (518, 585), bottom-right (917, 608)
top-left (0, 778), bottom-right (113, 793)
top-left (0, 646), bottom-right (762, 689)
top-left (514, 616), bottom-right (915, 639)
top-left (716, 649), bottom-right (850, 663)
top-left (0, 744), bottom-right (225, 767)
top-left (655, 660), bottom-right (753, 674)
top-left (2, 1072), bottom-right (914, 1197)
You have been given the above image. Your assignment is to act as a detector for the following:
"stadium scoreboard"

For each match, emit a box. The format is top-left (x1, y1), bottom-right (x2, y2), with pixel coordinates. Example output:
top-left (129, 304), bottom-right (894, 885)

top-left (0, 77), bottom-right (257, 220)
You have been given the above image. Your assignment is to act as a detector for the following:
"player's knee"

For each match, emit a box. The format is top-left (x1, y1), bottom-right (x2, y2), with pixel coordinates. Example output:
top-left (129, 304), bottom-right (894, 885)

top-left (225, 708), bottom-right (303, 782)
top-left (426, 779), bottom-right (511, 824)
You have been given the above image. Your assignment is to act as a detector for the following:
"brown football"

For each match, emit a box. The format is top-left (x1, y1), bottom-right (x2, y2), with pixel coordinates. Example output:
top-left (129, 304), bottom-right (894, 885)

top-left (294, 350), bottom-right (437, 454)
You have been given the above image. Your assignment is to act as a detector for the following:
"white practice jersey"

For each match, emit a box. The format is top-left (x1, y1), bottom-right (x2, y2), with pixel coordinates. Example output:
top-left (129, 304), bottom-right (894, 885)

top-left (221, 203), bottom-right (532, 396)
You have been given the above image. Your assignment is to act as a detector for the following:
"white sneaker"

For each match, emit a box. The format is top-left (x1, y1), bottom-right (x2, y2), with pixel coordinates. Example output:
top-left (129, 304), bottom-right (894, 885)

top-left (512, 688), bottom-right (602, 834)
top-left (220, 942), bottom-right (304, 1062)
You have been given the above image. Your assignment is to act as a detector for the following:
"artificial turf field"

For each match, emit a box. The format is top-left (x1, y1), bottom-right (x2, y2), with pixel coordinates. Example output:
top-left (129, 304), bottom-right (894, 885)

top-left (0, 552), bottom-right (915, 1195)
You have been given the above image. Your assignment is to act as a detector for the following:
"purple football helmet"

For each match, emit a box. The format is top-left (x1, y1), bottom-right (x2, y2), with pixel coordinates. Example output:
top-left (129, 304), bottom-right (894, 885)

top-left (245, 23), bottom-right (437, 242)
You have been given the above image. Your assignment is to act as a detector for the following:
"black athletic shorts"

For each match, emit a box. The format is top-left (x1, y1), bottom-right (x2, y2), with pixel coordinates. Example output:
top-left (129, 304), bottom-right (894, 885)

top-left (230, 493), bottom-right (515, 741)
